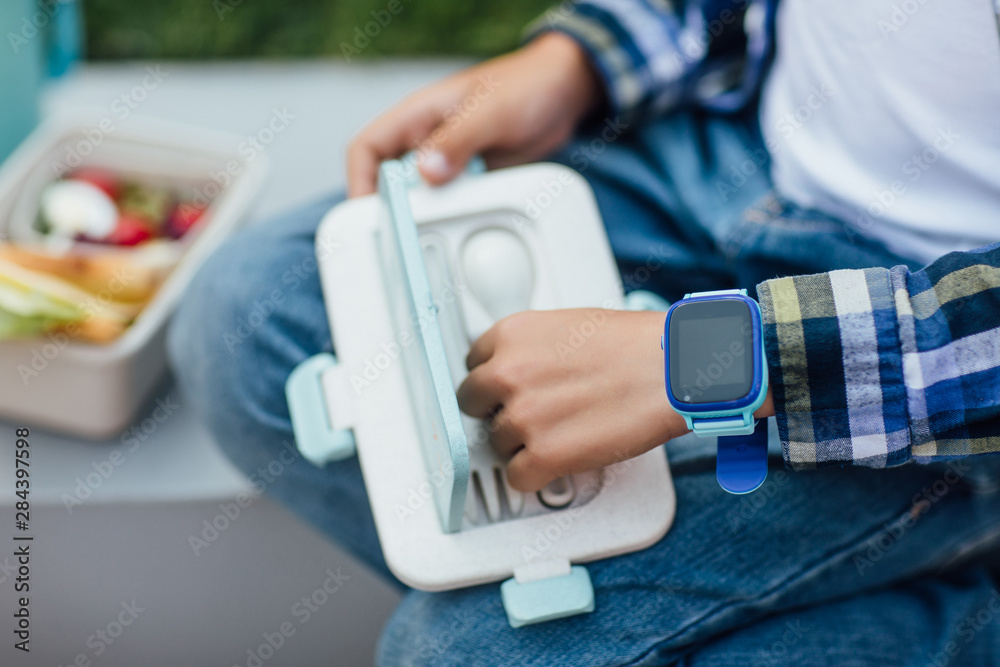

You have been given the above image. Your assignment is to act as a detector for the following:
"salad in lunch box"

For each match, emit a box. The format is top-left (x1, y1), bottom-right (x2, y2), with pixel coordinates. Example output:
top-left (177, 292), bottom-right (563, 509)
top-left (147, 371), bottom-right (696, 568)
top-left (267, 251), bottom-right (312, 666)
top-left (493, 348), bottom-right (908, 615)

top-left (0, 168), bottom-right (211, 344)
top-left (36, 168), bottom-right (207, 246)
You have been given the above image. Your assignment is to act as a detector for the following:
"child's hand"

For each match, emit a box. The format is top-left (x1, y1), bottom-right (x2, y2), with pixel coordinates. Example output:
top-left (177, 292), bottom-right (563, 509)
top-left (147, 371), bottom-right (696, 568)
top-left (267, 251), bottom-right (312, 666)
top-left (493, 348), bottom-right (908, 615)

top-left (346, 32), bottom-right (602, 197)
top-left (456, 309), bottom-right (688, 492)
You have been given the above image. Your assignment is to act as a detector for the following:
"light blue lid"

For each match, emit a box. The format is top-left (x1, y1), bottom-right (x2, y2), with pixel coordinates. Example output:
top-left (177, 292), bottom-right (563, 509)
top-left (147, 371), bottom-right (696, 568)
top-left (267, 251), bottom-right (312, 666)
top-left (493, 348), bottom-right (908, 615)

top-left (377, 160), bottom-right (470, 533)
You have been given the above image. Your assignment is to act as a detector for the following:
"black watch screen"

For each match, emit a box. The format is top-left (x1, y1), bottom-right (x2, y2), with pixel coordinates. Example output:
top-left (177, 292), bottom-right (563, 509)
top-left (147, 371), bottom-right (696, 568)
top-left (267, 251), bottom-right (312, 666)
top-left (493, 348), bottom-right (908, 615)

top-left (668, 299), bottom-right (754, 405)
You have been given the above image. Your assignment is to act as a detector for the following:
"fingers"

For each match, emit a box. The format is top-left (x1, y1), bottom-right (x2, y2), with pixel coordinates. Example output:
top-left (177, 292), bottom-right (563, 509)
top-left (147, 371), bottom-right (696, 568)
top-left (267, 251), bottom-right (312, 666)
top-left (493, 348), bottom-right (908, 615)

top-left (346, 97), bottom-right (446, 197)
top-left (346, 140), bottom-right (382, 198)
top-left (346, 99), bottom-right (497, 196)
top-left (417, 140), bottom-right (479, 187)
top-left (456, 363), bottom-right (503, 419)
top-left (478, 123), bottom-right (574, 173)
top-left (418, 96), bottom-right (501, 186)
top-left (487, 406), bottom-right (524, 458)
top-left (505, 447), bottom-right (556, 492)
top-left (465, 325), bottom-right (497, 370)
top-left (346, 66), bottom-right (505, 197)
top-left (457, 323), bottom-right (505, 417)
top-left (457, 357), bottom-right (563, 492)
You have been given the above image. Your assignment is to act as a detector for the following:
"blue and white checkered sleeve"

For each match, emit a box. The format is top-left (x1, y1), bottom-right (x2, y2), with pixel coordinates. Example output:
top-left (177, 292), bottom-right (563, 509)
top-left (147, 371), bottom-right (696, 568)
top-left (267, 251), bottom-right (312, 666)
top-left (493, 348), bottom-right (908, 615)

top-left (524, 0), bottom-right (759, 125)
top-left (756, 243), bottom-right (1000, 469)
top-left (892, 244), bottom-right (1000, 463)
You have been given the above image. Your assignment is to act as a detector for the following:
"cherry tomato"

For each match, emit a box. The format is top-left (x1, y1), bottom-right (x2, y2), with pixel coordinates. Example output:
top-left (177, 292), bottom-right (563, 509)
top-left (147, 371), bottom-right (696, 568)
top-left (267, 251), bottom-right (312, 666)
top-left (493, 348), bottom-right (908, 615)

top-left (165, 202), bottom-right (206, 238)
top-left (103, 215), bottom-right (154, 246)
top-left (69, 168), bottom-right (120, 199)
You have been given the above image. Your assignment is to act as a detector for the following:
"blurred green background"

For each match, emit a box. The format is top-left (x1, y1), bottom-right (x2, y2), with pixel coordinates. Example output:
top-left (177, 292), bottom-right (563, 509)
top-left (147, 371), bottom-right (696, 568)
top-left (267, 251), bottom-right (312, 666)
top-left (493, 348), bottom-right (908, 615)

top-left (85, 0), bottom-right (552, 60)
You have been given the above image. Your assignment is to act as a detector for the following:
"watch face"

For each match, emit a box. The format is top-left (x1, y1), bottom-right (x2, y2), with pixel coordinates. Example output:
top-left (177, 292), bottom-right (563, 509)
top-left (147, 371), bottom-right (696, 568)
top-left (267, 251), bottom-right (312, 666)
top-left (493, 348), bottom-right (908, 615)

top-left (669, 299), bottom-right (755, 405)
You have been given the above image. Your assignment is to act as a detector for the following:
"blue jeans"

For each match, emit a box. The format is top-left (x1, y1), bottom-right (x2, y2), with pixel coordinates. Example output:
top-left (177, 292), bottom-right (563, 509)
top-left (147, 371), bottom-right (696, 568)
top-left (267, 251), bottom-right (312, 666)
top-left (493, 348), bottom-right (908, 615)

top-left (168, 109), bottom-right (1000, 666)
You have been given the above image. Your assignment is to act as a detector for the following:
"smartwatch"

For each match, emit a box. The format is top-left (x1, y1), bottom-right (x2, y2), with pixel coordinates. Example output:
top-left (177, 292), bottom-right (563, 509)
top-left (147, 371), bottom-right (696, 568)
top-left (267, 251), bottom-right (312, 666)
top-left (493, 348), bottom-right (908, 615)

top-left (661, 289), bottom-right (769, 494)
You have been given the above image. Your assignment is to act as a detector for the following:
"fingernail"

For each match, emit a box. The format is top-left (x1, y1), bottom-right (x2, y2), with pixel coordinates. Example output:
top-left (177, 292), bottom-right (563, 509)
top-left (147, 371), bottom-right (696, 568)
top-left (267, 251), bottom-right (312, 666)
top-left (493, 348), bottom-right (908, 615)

top-left (420, 150), bottom-right (450, 178)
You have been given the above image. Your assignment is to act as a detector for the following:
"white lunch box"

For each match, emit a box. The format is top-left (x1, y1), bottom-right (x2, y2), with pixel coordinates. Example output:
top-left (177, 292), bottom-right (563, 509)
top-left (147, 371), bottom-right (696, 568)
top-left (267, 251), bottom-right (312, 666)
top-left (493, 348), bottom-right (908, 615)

top-left (286, 159), bottom-right (676, 627)
top-left (0, 112), bottom-right (267, 438)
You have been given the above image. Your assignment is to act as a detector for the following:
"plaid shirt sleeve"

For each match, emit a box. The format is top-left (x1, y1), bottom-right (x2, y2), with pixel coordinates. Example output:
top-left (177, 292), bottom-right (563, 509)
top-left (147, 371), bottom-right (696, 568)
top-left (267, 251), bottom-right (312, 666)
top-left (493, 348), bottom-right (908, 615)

top-left (524, 0), bottom-right (777, 125)
top-left (756, 243), bottom-right (1000, 469)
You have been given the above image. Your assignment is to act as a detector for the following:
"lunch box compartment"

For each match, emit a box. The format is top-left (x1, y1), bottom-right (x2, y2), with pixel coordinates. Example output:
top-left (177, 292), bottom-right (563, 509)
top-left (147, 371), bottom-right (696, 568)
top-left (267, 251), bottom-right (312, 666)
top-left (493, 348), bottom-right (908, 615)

top-left (0, 112), bottom-right (267, 438)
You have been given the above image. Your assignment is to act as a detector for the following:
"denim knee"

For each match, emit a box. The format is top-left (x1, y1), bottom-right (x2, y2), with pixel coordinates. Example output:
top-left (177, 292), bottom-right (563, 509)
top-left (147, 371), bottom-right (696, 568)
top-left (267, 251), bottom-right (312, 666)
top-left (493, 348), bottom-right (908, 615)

top-left (167, 222), bottom-right (330, 474)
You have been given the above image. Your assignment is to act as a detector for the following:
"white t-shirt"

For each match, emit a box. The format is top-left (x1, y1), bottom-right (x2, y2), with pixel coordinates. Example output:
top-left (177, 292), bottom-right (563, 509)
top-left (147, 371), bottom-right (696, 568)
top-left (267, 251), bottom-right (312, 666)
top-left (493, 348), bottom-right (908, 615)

top-left (759, 0), bottom-right (1000, 264)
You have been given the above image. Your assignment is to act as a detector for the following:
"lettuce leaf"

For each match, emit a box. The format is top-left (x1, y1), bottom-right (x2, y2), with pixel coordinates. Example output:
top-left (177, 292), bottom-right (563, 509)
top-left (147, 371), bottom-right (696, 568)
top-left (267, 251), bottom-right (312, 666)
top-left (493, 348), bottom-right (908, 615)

top-left (0, 273), bottom-right (83, 340)
top-left (0, 308), bottom-right (69, 339)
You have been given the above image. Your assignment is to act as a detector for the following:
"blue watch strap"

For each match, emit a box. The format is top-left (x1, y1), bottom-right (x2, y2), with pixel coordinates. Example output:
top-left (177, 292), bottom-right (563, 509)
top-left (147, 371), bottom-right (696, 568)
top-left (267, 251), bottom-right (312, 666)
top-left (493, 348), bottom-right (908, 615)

top-left (716, 419), bottom-right (768, 494)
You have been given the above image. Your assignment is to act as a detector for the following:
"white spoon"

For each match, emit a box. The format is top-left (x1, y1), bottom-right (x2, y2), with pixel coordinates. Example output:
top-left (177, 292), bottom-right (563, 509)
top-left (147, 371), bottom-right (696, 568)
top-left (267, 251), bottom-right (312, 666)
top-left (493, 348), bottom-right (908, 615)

top-left (460, 227), bottom-right (535, 340)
